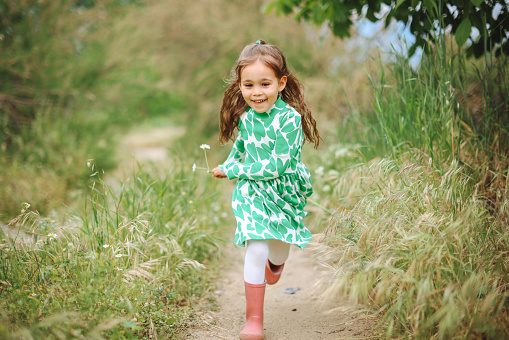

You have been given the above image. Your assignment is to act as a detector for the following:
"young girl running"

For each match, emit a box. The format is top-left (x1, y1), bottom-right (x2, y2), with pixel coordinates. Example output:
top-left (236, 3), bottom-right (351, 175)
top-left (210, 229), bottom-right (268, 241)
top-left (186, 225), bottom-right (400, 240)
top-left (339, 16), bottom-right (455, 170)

top-left (212, 40), bottom-right (320, 340)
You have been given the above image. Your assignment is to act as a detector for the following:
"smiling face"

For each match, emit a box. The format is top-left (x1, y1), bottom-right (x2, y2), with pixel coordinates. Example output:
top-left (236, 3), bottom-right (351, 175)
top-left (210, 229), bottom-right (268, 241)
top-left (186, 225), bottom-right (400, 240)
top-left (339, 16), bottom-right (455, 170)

top-left (239, 60), bottom-right (287, 113)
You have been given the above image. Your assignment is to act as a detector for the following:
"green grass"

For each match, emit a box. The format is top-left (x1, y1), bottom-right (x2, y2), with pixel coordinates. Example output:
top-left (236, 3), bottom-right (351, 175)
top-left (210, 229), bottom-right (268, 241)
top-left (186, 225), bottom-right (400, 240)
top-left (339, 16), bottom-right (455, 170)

top-left (313, 35), bottom-right (509, 338)
top-left (0, 158), bottom-right (230, 338)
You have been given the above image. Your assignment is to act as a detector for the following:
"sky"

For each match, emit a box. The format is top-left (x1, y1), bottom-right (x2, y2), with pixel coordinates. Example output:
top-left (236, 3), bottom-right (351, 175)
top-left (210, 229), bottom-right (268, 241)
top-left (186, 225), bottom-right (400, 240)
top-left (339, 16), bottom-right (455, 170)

top-left (356, 15), bottom-right (424, 70)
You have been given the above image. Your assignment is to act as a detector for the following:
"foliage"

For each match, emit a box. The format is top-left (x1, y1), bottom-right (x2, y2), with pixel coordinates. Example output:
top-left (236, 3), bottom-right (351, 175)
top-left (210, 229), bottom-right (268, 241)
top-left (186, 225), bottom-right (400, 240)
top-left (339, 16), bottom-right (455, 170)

top-left (0, 160), bottom-right (230, 338)
top-left (312, 31), bottom-right (509, 337)
top-left (321, 157), bottom-right (508, 339)
top-left (265, 0), bottom-right (509, 57)
top-left (0, 0), bottom-right (187, 218)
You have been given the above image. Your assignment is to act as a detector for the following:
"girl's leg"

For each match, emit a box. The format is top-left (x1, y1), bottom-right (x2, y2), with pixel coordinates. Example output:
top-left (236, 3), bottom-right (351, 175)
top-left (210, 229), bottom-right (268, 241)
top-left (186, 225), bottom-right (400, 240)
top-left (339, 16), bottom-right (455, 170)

top-left (265, 239), bottom-right (290, 285)
top-left (240, 239), bottom-right (268, 339)
top-left (244, 239), bottom-right (269, 284)
top-left (267, 239), bottom-right (290, 265)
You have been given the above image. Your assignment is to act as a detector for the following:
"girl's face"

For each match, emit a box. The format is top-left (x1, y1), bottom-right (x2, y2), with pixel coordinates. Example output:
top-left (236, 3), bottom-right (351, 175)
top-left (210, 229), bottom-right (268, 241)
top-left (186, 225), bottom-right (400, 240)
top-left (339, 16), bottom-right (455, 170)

top-left (239, 60), bottom-right (287, 113)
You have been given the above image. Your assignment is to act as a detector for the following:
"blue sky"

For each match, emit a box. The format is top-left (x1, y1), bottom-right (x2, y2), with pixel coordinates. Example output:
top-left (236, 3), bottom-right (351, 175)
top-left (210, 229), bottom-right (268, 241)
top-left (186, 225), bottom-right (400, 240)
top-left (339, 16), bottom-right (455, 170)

top-left (356, 16), bottom-right (423, 70)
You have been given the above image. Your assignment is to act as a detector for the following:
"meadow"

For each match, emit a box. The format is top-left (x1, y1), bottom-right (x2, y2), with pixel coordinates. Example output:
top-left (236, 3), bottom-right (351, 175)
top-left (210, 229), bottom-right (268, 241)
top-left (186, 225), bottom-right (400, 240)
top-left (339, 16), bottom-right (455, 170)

top-left (1, 0), bottom-right (508, 339)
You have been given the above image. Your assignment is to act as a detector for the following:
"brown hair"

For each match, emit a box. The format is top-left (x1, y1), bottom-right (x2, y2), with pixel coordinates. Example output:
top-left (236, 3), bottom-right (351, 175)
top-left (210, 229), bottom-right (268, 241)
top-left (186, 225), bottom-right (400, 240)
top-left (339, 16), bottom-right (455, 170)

top-left (219, 40), bottom-right (321, 149)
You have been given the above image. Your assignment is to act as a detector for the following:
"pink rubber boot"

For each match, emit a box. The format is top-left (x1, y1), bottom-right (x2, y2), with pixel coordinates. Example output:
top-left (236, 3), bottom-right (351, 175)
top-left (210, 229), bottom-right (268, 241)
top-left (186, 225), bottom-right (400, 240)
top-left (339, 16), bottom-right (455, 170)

top-left (239, 281), bottom-right (266, 340)
top-left (265, 260), bottom-right (285, 285)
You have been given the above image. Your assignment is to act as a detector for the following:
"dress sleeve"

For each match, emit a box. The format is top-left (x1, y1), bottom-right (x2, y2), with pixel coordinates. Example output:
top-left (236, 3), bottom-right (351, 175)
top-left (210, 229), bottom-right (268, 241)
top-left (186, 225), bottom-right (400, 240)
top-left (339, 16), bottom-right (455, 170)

top-left (222, 112), bottom-right (303, 181)
top-left (219, 129), bottom-right (246, 176)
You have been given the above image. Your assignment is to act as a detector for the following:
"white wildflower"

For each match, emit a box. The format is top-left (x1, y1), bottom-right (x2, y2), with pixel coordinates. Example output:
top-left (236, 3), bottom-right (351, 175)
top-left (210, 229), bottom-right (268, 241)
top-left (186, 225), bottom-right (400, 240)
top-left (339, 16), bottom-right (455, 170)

top-left (47, 233), bottom-right (58, 239)
top-left (200, 144), bottom-right (210, 150)
top-left (115, 254), bottom-right (123, 258)
top-left (103, 244), bottom-right (110, 248)
top-left (192, 163), bottom-right (197, 172)
top-left (315, 166), bottom-right (325, 177)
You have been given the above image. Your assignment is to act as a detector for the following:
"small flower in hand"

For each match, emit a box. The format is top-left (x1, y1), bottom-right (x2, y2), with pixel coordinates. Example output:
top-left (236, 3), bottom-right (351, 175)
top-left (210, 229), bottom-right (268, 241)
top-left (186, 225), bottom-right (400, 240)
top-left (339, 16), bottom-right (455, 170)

top-left (194, 144), bottom-right (213, 173)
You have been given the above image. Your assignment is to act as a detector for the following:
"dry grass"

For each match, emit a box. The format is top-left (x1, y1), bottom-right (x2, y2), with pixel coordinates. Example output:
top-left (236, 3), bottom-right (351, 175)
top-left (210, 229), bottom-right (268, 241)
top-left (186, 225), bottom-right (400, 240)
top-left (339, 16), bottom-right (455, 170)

top-left (317, 154), bottom-right (509, 339)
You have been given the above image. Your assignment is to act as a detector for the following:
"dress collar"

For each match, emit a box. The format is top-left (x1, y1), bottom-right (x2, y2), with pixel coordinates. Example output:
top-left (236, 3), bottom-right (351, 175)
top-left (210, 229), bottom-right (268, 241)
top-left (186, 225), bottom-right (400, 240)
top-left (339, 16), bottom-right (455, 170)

top-left (249, 96), bottom-right (287, 116)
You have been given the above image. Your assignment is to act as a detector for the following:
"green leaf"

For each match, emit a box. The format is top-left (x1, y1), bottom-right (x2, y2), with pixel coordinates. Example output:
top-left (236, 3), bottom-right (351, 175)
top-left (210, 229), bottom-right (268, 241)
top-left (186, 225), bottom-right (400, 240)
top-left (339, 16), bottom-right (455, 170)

top-left (455, 18), bottom-right (472, 47)
top-left (395, 0), bottom-right (406, 10)
top-left (423, 0), bottom-right (438, 17)
top-left (470, 0), bottom-right (483, 7)
top-left (261, 2), bottom-right (277, 15)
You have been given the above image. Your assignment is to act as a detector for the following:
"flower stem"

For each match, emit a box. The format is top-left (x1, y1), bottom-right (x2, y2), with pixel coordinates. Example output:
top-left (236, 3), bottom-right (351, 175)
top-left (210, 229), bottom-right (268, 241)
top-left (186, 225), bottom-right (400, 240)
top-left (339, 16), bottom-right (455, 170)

top-left (203, 150), bottom-right (210, 171)
top-left (195, 166), bottom-right (213, 173)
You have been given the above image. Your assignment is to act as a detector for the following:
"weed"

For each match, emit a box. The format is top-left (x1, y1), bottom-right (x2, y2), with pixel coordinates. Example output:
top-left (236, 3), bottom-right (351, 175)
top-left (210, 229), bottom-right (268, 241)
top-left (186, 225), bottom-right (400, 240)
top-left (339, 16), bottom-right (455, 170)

top-left (0, 159), bottom-right (229, 338)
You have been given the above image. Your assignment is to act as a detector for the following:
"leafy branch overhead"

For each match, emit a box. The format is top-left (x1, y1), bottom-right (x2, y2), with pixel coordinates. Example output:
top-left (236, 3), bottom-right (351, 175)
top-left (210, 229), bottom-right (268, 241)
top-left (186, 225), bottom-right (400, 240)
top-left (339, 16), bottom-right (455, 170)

top-left (265, 0), bottom-right (509, 57)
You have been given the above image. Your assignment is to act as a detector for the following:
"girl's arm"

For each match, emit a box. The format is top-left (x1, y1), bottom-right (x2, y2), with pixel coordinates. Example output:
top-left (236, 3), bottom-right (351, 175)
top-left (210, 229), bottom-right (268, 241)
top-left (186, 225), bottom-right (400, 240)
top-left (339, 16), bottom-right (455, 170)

top-left (221, 112), bottom-right (303, 181)
top-left (216, 128), bottom-right (246, 178)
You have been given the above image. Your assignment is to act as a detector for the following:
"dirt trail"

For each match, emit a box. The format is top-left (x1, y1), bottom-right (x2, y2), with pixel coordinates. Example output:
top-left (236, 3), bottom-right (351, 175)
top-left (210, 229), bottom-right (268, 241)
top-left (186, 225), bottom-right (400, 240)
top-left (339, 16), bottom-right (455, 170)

top-left (106, 124), bottom-right (186, 182)
top-left (188, 236), bottom-right (374, 340)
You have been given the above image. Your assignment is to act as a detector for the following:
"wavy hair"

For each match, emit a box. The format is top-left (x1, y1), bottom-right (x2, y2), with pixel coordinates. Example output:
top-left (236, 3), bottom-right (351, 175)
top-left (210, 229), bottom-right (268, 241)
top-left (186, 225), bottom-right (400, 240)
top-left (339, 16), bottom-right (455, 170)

top-left (219, 40), bottom-right (320, 149)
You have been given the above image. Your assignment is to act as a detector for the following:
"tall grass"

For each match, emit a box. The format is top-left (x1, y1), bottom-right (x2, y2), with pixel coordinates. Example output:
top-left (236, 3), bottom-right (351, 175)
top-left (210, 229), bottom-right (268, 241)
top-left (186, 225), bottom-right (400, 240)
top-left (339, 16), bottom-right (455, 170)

top-left (370, 57), bottom-right (459, 165)
top-left (316, 30), bottom-right (509, 339)
top-left (0, 158), bottom-right (230, 338)
top-left (321, 157), bottom-right (508, 339)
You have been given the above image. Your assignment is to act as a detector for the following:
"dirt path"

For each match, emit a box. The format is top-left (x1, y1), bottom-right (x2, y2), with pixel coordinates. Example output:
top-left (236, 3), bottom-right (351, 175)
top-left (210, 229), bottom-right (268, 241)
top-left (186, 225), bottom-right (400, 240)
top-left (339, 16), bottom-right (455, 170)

top-left (107, 124), bottom-right (186, 182)
top-left (188, 236), bottom-right (374, 340)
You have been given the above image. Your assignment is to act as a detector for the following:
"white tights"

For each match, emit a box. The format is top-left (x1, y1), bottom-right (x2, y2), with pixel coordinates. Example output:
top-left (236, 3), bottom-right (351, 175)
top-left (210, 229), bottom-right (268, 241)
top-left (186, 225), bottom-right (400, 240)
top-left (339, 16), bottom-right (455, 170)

top-left (244, 239), bottom-right (290, 284)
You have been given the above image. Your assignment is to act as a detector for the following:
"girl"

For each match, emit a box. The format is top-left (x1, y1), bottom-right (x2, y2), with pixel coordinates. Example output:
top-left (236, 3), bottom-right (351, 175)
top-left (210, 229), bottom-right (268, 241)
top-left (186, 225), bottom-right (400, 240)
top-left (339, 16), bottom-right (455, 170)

top-left (212, 40), bottom-right (320, 340)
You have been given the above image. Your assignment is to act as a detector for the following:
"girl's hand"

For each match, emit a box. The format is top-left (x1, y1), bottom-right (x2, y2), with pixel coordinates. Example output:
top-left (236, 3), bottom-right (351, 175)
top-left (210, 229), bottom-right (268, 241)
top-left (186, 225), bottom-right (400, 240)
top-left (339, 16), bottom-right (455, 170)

top-left (212, 167), bottom-right (227, 178)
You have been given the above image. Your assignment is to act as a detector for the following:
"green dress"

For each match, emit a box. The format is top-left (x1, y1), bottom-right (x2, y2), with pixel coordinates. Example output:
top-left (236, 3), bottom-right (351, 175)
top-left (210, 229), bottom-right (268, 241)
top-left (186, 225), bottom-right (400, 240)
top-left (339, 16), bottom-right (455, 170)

top-left (219, 97), bottom-right (313, 249)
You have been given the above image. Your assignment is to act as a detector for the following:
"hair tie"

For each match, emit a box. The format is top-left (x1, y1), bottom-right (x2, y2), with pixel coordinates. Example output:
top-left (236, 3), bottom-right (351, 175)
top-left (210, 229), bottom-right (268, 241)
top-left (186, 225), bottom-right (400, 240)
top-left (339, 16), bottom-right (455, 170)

top-left (255, 40), bottom-right (261, 44)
